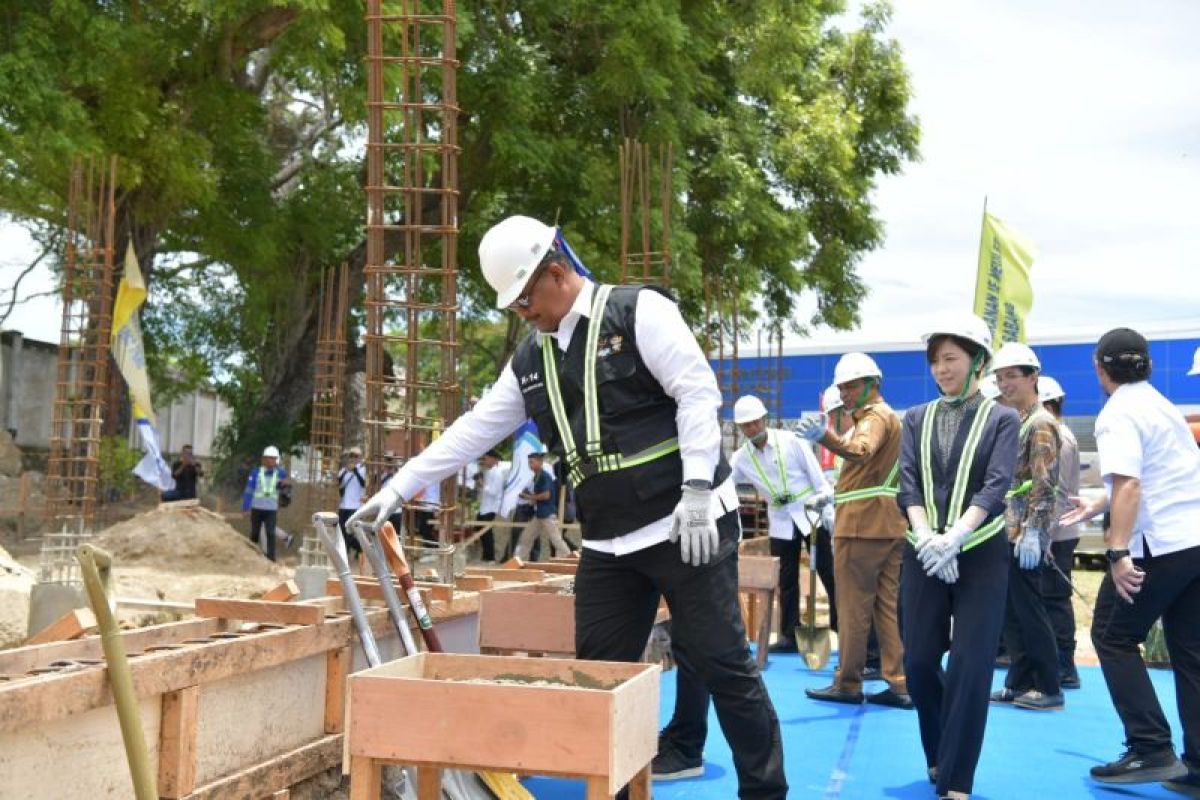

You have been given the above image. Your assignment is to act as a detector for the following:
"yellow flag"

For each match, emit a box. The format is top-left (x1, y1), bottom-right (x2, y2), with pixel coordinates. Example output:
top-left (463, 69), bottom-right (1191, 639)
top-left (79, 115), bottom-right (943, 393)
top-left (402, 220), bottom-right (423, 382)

top-left (973, 211), bottom-right (1036, 344)
top-left (111, 242), bottom-right (155, 423)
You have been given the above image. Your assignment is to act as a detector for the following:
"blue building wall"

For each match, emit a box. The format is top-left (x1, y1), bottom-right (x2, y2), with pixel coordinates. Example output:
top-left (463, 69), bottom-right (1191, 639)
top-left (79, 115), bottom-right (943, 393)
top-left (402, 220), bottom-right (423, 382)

top-left (719, 336), bottom-right (1200, 419)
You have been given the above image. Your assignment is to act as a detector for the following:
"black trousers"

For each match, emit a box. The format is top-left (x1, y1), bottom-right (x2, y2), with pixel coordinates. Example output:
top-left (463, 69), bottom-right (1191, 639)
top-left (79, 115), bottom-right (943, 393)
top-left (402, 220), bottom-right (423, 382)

top-left (250, 509), bottom-right (278, 562)
top-left (770, 534), bottom-right (802, 644)
top-left (902, 532), bottom-right (1009, 796)
top-left (575, 511), bottom-right (787, 799)
top-left (337, 508), bottom-right (363, 557)
top-left (1002, 556), bottom-right (1062, 694)
top-left (1042, 538), bottom-right (1079, 666)
top-left (477, 512), bottom-right (497, 561)
top-left (1091, 544), bottom-right (1200, 768)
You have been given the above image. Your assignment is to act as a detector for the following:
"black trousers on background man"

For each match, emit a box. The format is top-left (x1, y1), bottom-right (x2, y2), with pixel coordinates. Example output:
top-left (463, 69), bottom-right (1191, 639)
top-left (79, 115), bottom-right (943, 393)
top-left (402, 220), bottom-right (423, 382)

top-left (575, 510), bottom-right (787, 799)
top-left (477, 511), bottom-right (497, 561)
top-left (902, 532), bottom-right (1009, 797)
top-left (1092, 544), bottom-right (1200, 769)
top-left (1002, 557), bottom-right (1062, 695)
top-left (1043, 538), bottom-right (1079, 669)
top-left (770, 534), bottom-right (802, 645)
top-left (337, 508), bottom-right (363, 557)
top-left (250, 509), bottom-right (278, 562)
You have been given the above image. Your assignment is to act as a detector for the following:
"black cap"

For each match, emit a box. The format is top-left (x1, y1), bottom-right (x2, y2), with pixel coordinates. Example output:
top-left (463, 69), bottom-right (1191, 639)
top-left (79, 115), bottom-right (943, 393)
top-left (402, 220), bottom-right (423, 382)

top-left (1095, 327), bottom-right (1149, 364)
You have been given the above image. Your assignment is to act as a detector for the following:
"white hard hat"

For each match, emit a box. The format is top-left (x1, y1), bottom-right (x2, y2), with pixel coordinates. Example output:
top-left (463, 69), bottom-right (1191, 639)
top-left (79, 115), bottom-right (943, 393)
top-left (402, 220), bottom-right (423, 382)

top-left (479, 215), bottom-right (558, 310)
top-left (733, 395), bottom-right (769, 424)
top-left (822, 385), bottom-right (843, 412)
top-left (263, 446), bottom-right (281, 459)
top-left (1189, 346), bottom-right (1200, 376)
top-left (833, 352), bottom-right (882, 385)
top-left (922, 313), bottom-right (994, 360)
top-left (979, 374), bottom-right (1001, 400)
top-left (990, 342), bottom-right (1041, 373)
top-left (1038, 376), bottom-right (1065, 402)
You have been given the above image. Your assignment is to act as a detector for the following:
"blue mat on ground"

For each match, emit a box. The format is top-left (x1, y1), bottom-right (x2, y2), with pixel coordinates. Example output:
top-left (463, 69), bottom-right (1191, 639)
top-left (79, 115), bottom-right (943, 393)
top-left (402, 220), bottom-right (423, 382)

top-left (522, 647), bottom-right (1188, 798)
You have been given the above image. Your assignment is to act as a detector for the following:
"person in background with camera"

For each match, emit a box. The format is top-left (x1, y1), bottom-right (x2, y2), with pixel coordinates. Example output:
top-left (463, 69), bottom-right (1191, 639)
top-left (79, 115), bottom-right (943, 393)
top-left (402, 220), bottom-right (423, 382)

top-left (1060, 328), bottom-right (1200, 793)
top-left (338, 446), bottom-right (368, 559)
top-left (241, 445), bottom-right (291, 562)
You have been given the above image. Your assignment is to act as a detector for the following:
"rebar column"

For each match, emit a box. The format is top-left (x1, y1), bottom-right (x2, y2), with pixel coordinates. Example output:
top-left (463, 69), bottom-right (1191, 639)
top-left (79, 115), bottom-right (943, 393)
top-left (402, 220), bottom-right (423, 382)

top-left (364, 0), bottom-right (460, 578)
top-left (307, 262), bottom-right (350, 517)
top-left (619, 138), bottom-right (673, 288)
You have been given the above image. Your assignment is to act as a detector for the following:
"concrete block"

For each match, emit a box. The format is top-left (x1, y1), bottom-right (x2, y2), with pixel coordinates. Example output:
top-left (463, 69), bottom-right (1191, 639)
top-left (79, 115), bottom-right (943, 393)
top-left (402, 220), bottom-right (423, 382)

top-left (26, 582), bottom-right (86, 638)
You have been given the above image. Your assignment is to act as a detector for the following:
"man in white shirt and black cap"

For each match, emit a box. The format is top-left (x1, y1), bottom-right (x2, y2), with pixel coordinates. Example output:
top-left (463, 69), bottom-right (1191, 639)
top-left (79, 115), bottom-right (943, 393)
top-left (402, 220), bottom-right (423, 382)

top-left (350, 215), bottom-right (787, 799)
top-left (1061, 327), bottom-right (1200, 794)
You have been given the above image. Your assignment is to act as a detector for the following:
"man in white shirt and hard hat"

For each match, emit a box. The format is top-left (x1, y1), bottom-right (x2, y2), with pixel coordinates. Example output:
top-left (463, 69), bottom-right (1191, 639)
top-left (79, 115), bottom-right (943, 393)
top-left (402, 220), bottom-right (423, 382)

top-left (1061, 328), bottom-right (1200, 793)
top-left (798, 352), bottom-right (912, 709)
top-left (349, 215), bottom-right (787, 799)
top-left (730, 394), bottom-right (833, 653)
top-left (1038, 375), bottom-right (1083, 689)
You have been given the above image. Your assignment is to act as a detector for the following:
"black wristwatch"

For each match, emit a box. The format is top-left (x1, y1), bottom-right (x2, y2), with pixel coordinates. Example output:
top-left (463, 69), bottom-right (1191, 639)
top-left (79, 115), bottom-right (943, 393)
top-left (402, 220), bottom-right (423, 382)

top-left (683, 479), bottom-right (712, 491)
top-left (1105, 548), bottom-right (1131, 564)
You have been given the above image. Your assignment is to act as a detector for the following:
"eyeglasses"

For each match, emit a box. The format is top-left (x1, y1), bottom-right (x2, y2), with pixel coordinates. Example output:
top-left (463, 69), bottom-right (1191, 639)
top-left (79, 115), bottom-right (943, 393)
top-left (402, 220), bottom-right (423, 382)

top-left (508, 259), bottom-right (553, 310)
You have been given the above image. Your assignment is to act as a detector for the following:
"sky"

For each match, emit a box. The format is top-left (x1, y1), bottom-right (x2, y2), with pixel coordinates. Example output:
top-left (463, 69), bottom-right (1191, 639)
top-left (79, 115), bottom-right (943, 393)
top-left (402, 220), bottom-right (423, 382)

top-left (2, 0), bottom-right (1199, 348)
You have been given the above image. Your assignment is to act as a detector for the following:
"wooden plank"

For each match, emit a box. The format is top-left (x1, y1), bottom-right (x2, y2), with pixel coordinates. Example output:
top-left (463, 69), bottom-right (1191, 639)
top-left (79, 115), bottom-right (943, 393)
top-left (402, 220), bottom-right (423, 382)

top-left (115, 597), bottom-right (195, 614)
top-left (411, 581), bottom-right (454, 603)
top-left (25, 608), bottom-right (97, 645)
top-left (738, 555), bottom-right (780, 591)
top-left (194, 598), bottom-right (324, 627)
top-left (325, 646), bottom-right (350, 734)
top-left (324, 578), bottom-right (427, 606)
top-left (158, 685), bottom-right (200, 798)
top-left (183, 733), bottom-right (344, 800)
top-left (479, 589), bottom-right (575, 655)
top-left (453, 575), bottom-right (493, 592)
top-left (463, 567), bottom-right (546, 583)
top-left (263, 580), bottom-right (300, 602)
top-left (349, 755), bottom-right (383, 800)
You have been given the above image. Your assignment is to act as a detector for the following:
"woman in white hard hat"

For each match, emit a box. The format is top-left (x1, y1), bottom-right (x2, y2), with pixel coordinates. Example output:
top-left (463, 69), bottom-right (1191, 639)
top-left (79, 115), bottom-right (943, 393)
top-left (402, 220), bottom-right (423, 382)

top-left (896, 314), bottom-right (1019, 800)
top-left (241, 445), bottom-right (292, 562)
top-left (989, 342), bottom-right (1066, 711)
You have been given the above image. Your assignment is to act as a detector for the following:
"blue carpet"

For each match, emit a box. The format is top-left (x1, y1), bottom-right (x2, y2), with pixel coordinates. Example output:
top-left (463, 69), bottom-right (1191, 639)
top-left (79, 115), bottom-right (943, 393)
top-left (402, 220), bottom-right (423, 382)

top-left (522, 648), bottom-right (1189, 798)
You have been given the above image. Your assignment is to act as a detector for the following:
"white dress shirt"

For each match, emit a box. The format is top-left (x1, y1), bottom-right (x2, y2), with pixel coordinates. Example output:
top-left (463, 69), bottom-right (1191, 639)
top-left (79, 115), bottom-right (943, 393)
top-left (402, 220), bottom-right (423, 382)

top-left (478, 462), bottom-right (509, 516)
top-left (1095, 381), bottom-right (1200, 557)
top-left (384, 280), bottom-right (733, 555)
top-left (337, 463), bottom-right (366, 510)
top-left (730, 429), bottom-right (832, 539)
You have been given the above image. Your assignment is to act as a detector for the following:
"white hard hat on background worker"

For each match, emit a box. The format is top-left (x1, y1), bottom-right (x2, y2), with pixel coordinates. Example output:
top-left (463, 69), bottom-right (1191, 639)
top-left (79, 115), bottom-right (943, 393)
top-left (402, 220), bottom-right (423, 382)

top-left (833, 352), bottom-right (882, 386)
top-left (478, 215), bottom-right (558, 309)
top-left (733, 395), bottom-right (769, 424)
top-left (263, 446), bottom-right (280, 459)
top-left (978, 374), bottom-right (1001, 400)
top-left (822, 384), bottom-right (843, 413)
top-left (1038, 376), bottom-right (1065, 402)
top-left (990, 342), bottom-right (1041, 373)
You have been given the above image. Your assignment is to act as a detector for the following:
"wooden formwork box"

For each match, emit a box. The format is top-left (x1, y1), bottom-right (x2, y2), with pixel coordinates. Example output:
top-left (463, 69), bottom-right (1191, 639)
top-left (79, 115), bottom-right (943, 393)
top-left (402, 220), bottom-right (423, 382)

top-left (347, 653), bottom-right (660, 800)
top-left (0, 593), bottom-right (483, 799)
top-left (737, 555), bottom-right (781, 669)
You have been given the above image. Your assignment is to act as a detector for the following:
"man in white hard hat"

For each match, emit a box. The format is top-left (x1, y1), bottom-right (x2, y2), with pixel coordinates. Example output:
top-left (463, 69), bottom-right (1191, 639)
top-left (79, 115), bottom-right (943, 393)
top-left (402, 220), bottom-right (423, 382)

top-left (1038, 376), bottom-right (1083, 689)
top-left (797, 352), bottom-right (912, 709)
top-left (349, 215), bottom-right (787, 798)
top-left (241, 445), bottom-right (291, 562)
top-left (730, 394), bottom-right (833, 653)
top-left (989, 342), bottom-right (1066, 711)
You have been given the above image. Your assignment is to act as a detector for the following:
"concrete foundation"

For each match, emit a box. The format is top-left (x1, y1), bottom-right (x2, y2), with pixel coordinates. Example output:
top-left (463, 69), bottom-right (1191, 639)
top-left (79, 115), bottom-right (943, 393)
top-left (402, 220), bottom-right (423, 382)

top-left (25, 582), bottom-right (85, 637)
top-left (295, 566), bottom-right (332, 600)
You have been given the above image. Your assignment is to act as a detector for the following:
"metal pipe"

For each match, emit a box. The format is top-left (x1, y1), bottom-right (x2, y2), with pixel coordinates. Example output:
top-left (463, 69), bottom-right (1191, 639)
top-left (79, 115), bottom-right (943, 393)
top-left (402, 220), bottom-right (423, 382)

top-left (313, 512), bottom-right (382, 666)
top-left (350, 520), bottom-right (419, 657)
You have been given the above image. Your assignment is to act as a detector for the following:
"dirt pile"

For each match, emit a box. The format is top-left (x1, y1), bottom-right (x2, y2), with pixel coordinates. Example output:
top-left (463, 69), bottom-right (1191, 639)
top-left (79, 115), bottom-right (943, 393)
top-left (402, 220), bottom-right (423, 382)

top-left (0, 543), bottom-right (35, 648)
top-left (94, 505), bottom-right (283, 576)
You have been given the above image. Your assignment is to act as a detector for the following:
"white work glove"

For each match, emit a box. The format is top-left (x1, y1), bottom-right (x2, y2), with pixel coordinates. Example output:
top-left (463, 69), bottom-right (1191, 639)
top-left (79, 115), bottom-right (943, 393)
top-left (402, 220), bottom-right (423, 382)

top-left (1016, 527), bottom-right (1043, 570)
top-left (910, 526), bottom-right (935, 557)
top-left (804, 489), bottom-right (833, 511)
top-left (346, 483), bottom-right (405, 532)
top-left (935, 556), bottom-right (959, 584)
top-left (820, 503), bottom-right (836, 532)
top-left (796, 412), bottom-right (827, 443)
top-left (669, 485), bottom-right (719, 566)
top-left (919, 524), bottom-right (971, 578)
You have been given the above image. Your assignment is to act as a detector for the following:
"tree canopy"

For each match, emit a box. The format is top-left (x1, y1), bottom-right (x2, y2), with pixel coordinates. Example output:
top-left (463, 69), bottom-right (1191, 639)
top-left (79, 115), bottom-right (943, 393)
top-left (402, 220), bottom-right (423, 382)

top-left (0, 0), bottom-right (918, 481)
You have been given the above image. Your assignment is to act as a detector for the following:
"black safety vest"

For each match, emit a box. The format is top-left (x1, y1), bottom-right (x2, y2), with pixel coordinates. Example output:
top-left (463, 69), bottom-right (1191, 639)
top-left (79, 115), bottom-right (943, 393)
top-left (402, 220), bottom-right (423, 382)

top-left (510, 285), bottom-right (730, 540)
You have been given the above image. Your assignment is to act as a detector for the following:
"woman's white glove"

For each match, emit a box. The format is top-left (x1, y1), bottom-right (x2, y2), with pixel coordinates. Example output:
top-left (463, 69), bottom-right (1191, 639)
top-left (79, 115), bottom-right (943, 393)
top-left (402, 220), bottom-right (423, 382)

top-left (346, 483), bottom-right (405, 532)
top-left (919, 524), bottom-right (971, 577)
top-left (669, 485), bottom-right (719, 566)
top-left (1016, 528), bottom-right (1043, 570)
top-left (910, 526), bottom-right (936, 556)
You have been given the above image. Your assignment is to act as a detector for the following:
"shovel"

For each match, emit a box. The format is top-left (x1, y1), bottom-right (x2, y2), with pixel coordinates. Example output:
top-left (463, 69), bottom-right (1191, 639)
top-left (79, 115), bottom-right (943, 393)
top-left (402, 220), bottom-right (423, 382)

top-left (796, 508), bottom-right (832, 671)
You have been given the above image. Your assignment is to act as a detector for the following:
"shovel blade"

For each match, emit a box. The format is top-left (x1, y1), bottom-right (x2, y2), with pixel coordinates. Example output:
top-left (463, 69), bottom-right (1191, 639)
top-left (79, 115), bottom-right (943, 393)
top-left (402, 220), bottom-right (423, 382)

top-left (796, 626), bottom-right (832, 672)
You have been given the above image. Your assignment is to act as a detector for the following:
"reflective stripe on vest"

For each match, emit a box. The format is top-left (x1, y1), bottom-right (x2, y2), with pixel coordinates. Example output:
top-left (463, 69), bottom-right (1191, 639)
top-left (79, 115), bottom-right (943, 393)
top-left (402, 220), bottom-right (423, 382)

top-left (254, 468), bottom-right (278, 500)
top-left (539, 284), bottom-right (680, 486)
top-left (905, 397), bottom-right (1003, 551)
top-left (744, 433), bottom-right (812, 507)
top-left (834, 460), bottom-right (900, 505)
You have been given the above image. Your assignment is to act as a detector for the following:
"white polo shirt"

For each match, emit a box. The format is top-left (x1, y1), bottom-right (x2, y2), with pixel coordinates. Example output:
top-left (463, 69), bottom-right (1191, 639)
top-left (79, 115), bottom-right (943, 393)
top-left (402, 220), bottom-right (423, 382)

top-left (730, 429), bottom-right (832, 540)
top-left (478, 462), bottom-right (508, 516)
top-left (1094, 380), bottom-right (1200, 558)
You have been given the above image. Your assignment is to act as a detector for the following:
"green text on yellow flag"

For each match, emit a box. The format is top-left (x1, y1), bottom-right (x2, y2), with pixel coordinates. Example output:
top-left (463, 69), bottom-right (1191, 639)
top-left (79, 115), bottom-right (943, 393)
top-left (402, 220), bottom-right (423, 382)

top-left (973, 211), bottom-right (1036, 345)
top-left (111, 242), bottom-right (155, 423)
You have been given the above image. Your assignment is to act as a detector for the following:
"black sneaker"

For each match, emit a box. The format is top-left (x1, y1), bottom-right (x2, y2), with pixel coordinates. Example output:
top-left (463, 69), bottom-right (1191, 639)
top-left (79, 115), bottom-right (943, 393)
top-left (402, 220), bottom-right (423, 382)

top-left (1013, 690), bottom-right (1065, 711)
top-left (989, 688), bottom-right (1017, 703)
top-left (1163, 769), bottom-right (1200, 797)
top-left (866, 688), bottom-right (914, 709)
top-left (651, 744), bottom-right (703, 781)
top-left (1090, 748), bottom-right (1188, 784)
top-left (1060, 665), bottom-right (1081, 690)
